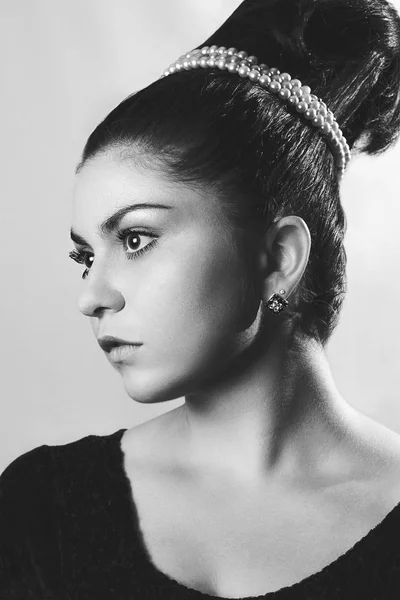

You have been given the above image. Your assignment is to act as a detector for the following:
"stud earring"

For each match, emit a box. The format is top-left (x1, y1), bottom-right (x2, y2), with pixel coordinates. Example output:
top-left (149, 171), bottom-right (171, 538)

top-left (266, 289), bottom-right (289, 314)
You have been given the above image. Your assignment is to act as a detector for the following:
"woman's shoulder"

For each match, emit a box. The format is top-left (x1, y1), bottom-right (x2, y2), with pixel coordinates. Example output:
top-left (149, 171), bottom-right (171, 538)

top-left (0, 428), bottom-right (125, 504)
top-left (0, 443), bottom-right (51, 502)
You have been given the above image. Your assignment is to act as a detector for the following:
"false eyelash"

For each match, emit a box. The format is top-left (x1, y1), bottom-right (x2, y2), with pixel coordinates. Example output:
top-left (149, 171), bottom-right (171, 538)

top-left (68, 229), bottom-right (159, 279)
top-left (69, 248), bottom-right (91, 279)
top-left (69, 249), bottom-right (85, 264)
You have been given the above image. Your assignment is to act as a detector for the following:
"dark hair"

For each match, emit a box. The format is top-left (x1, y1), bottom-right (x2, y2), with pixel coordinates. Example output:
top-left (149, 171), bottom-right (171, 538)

top-left (77, 0), bottom-right (400, 347)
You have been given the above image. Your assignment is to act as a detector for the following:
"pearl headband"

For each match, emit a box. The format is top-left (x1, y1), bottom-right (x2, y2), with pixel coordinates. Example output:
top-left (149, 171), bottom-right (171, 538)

top-left (161, 45), bottom-right (351, 178)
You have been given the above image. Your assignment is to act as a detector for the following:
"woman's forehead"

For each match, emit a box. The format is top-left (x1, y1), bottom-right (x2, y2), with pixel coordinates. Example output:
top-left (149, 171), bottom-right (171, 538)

top-left (71, 151), bottom-right (227, 235)
top-left (73, 152), bottom-right (174, 206)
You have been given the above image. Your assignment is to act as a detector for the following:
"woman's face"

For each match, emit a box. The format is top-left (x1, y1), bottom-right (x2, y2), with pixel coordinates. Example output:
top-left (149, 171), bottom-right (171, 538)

top-left (71, 149), bottom-right (262, 403)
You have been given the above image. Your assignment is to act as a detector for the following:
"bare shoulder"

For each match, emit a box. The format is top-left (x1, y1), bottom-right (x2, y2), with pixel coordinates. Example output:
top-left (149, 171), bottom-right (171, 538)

top-left (350, 408), bottom-right (400, 473)
top-left (341, 407), bottom-right (400, 511)
top-left (121, 407), bottom-right (184, 468)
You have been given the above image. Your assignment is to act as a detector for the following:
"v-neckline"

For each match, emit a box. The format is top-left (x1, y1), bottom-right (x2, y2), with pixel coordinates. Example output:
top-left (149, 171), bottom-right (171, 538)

top-left (109, 427), bottom-right (400, 599)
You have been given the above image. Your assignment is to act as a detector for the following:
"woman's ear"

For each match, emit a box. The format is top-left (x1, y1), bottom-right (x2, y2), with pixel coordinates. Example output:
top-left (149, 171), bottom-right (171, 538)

top-left (259, 216), bottom-right (311, 304)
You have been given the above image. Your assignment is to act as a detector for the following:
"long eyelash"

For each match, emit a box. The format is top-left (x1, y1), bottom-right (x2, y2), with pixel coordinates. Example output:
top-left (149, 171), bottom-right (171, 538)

top-left (68, 249), bottom-right (91, 279)
top-left (68, 229), bottom-right (159, 279)
top-left (68, 249), bottom-right (85, 264)
top-left (125, 239), bottom-right (158, 260)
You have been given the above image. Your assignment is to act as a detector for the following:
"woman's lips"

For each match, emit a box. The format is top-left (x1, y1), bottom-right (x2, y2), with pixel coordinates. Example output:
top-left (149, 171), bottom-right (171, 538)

top-left (97, 335), bottom-right (141, 352)
top-left (108, 344), bottom-right (141, 363)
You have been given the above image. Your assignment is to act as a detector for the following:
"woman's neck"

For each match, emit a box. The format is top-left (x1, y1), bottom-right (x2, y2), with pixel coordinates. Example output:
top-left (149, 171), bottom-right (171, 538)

top-left (172, 335), bottom-right (354, 485)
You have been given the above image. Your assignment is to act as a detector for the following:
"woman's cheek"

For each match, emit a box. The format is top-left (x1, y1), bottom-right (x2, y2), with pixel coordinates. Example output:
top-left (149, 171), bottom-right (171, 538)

top-left (134, 229), bottom-right (244, 343)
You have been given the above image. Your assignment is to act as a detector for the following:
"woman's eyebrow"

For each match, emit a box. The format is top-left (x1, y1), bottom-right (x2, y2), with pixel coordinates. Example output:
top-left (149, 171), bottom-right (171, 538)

top-left (70, 202), bottom-right (173, 245)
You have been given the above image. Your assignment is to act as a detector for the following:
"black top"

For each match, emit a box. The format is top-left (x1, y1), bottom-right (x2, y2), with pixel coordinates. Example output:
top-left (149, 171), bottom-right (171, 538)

top-left (0, 428), bottom-right (399, 600)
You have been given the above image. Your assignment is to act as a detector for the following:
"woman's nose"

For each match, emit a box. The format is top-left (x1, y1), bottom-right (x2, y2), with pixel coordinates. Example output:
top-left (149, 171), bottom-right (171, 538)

top-left (77, 259), bottom-right (125, 317)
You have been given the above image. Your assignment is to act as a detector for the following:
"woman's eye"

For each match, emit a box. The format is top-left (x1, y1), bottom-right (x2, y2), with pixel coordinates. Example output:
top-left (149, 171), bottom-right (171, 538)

top-left (68, 249), bottom-right (93, 268)
top-left (122, 230), bottom-right (152, 253)
top-left (68, 250), bottom-right (94, 279)
top-left (116, 228), bottom-right (158, 258)
top-left (68, 229), bottom-right (158, 279)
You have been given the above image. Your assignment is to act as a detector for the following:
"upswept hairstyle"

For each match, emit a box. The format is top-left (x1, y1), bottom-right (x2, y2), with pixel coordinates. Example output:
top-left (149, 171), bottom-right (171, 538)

top-left (76, 0), bottom-right (400, 347)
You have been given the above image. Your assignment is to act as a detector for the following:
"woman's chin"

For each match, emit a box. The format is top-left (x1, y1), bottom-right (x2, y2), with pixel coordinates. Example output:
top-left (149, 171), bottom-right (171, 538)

top-left (118, 370), bottom-right (186, 405)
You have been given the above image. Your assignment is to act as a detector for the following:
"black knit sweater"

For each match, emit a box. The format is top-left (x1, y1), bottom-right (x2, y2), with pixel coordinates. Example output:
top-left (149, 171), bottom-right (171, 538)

top-left (0, 428), bottom-right (399, 599)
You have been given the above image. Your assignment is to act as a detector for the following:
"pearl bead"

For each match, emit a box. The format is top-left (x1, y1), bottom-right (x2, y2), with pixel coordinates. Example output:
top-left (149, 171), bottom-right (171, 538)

top-left (199, 57), bottom-right (208, 68)
top-left (326, 113), bottom-right (334, 125)
top-left (301, 85), bottom-right (311, 95)
top-left (302, 94), bottom-right (311, 104)
top-left (240, 59), bottom-right (251, 68)
top-left (249, 69), bottom-right (260, 81)
top-left (280, 73), bottom-right (291, 81)
top-left (237, 50), bottom-right (248, 59)
top-left (291, 79), bottom-right (302, 87)
top-left (247, 55), bottom-right (258, 64)
top-left (269, 81), bottom-right (282, 92)
top-left (175, 62), bottom-right (183, 71)
top-left (238, 65), bottom-right (250, 77)
top-left (269, 67), bottom-right (280, 75)
top-left (331, 121), bottom-right (339, 132)
top-left (278, 88), bottom-right (291, 99)
top-left (288, 95), bottom-right (299, 106)
top-left (201, 47), bottom-right (209, 55)
top-left (304, 108), bottom-right (317, 120)
top-left (217, 58), bottom-right (227, 69)
top-left (169, 65), bottom-right (176, 73)
top-left (324, 124), bottom-right (334, 135)
top-left (318, 106), bottom-right (327, 117)
top-left (309, 101), bottom-right (320, 111)
top-left (227, 47), bottom-right (238, 55)
top-left (227, 62), bottom-right (238, 72)
top-left (259, 74), bottom-right (272, 87)
top-left (164, 70), bottom-right (170, 77)
top-left (218, 46), bottom-right (227, 54)
top-left (296, 101), bottom-right (308, 113)
top-left (282, 81), bottom-right (293, 90)
top-left (312, 114), bottom-right (325, 127)
top-left (292, 87), bottom-right (303, 97)
top-left (209, 45), bottom-right (218, 54)
top-left (259, 63), bottom-right (268, 71)
top-left (190, 58), bottom-right (199, 68)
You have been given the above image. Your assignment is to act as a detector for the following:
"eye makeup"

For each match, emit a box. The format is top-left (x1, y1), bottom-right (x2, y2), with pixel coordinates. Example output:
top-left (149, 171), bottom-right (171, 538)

top-left (69, 227), bottom-right (159, 279)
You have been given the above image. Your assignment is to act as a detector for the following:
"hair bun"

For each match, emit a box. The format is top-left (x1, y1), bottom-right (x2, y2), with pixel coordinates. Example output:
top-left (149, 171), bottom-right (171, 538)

top-left (200, 0), bottom-right (400, 155)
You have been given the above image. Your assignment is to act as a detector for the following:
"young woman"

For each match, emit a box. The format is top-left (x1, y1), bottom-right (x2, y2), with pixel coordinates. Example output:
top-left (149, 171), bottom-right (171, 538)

top-left (1, 0), bottom-right (400, 598)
